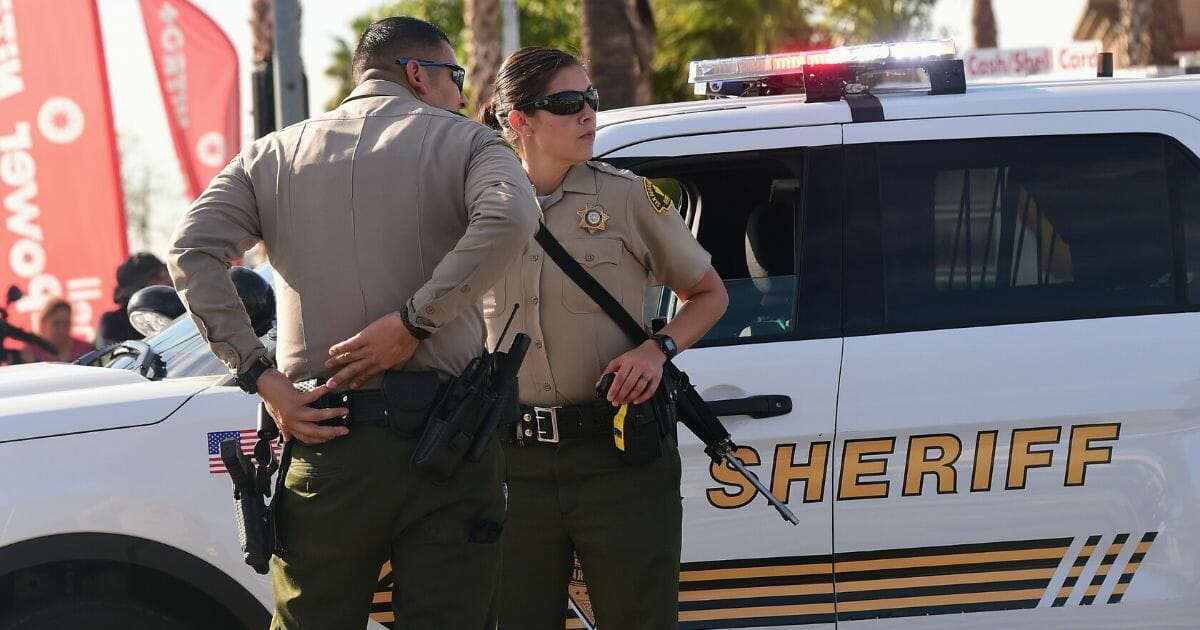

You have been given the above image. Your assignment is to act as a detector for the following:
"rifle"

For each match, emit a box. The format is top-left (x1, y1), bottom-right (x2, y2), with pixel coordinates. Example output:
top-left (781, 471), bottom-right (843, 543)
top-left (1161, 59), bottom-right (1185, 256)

top-left (535, 223), bottom-right (799, 525)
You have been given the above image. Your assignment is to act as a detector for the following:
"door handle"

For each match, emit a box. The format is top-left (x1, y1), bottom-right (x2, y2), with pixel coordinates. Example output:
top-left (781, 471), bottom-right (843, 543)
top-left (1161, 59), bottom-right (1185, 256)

top-left (706, 395), bottom-right (791, 419)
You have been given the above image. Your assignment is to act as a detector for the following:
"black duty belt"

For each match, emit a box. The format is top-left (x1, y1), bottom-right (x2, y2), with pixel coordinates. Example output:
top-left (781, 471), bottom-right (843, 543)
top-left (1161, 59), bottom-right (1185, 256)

top-left (311, 389), bottom-right (390, 427)
top-left (502, 403), bottom-right (615, 445)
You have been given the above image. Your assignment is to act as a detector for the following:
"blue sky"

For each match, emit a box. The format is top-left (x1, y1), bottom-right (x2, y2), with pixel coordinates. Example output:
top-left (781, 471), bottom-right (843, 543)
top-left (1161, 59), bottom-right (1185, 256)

top-left (97, 0), bottom-right (1090, 254)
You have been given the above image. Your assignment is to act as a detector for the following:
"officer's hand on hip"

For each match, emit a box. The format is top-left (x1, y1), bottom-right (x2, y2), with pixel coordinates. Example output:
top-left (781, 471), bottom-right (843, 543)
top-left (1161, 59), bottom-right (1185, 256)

top-left (257, 370), bottom-right (350, 444)
top-left (600, 340), bottom-right (666, 406)
top-left (325, 311), bottom-right (419, 389)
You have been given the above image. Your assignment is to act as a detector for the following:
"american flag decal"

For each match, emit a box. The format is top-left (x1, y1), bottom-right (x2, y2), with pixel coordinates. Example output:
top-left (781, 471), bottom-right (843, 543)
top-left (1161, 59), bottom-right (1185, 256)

top-left (207, 429), bottom-right (281, 475)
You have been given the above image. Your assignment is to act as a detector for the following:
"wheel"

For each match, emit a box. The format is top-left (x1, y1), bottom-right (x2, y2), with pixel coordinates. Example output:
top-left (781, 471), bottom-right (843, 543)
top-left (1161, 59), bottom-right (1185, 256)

top-left (0, 596), bottom-right (191, 630)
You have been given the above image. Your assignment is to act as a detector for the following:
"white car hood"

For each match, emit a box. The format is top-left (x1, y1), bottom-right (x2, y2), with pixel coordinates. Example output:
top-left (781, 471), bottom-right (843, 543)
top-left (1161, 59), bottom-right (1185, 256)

top-left (0, 363), bottom-right (217, 441)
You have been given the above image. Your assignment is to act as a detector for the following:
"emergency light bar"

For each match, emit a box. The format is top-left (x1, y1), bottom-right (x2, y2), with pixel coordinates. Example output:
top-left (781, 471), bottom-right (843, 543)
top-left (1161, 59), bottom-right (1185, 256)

top-left (688, 40), bottom-right (964, 103)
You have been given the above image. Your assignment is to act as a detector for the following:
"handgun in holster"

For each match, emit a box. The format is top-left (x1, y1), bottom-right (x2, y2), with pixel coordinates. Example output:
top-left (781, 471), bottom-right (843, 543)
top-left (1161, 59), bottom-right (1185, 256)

top-left (219, 403), bottom-right (292, 574)
top-left (411, 307), bottom-right (529, 484)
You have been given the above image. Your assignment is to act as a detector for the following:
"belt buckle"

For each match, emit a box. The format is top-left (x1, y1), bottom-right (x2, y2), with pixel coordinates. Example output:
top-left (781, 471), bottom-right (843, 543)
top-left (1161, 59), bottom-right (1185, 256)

top-left (533, 406), bottom-right (560, 444)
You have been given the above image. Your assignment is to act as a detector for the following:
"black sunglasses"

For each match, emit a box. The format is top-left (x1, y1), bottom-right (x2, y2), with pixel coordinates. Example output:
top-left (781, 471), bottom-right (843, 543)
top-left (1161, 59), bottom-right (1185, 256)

top-left (516, 88), bottom-right (599, 115)
top-left (395, 57), bottom-right (466, 91)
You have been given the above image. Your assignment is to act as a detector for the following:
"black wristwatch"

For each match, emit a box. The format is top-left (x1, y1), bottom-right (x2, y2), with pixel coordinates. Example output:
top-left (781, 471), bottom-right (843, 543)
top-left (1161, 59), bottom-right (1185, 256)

top-left (236, 355), bottom-right (274, 394)
top-left (650, 334), bottom-right (678, 361)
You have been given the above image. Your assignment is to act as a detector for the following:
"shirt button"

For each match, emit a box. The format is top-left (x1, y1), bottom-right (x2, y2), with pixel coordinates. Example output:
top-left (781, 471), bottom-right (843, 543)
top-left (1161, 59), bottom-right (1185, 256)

top-left (534, 340), bottom-right (543, 348)
top-left (531, 254), bottom-right (539, 261)
top-left (531, 297), bottom-right (539, 305)
top-left (542, 383), bottom-right (552, 391)
top-left (424, 306), bottom-right (435, 314)
top-left (585, 253), bottom-right (595, 262)
top-left (460, 284), bottom-right (470, 293)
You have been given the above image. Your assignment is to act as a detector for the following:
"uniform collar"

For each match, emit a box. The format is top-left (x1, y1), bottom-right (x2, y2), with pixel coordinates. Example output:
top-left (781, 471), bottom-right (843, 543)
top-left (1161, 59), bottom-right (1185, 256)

top-left (541, 162), bottom-right (596, 209)
top-left (340, 79), bottom-right (420, 105)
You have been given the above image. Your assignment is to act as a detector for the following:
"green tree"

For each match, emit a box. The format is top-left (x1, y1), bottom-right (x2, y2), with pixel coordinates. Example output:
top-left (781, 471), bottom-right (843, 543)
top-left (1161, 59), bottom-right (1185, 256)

top-left (804, 0), bottom-right (937, 44)
top-left (324, 0), bottom-right (579, 112)
top-left (651, 0), bottom-right (818, 104)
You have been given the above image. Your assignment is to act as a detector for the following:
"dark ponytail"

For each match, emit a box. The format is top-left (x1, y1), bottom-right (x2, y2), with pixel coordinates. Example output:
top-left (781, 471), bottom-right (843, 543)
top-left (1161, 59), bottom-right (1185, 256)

top-left (481, 46), bottom-right (583, 146)
top-left (477, 96), bottom-right (503, 131)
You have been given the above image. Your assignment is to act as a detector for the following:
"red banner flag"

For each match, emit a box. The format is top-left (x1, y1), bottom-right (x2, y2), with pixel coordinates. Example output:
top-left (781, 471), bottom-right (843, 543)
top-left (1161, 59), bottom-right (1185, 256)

top-left (138, 0), bottom-right (239, 200)
top-left (0, 0), bottom-right (127, 348)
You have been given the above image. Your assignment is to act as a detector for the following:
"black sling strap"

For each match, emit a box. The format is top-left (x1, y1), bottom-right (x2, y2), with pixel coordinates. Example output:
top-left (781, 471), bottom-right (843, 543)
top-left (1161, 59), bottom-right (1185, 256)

top-left (535, 222), bottom-right (799, 524)
top-left (535, 223), bottom-right (649, 345)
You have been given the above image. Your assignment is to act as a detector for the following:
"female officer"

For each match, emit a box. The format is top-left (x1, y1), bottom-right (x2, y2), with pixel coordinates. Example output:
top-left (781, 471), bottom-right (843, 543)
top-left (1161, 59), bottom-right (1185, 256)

top-left (479, 47), bottom-right (728, 629)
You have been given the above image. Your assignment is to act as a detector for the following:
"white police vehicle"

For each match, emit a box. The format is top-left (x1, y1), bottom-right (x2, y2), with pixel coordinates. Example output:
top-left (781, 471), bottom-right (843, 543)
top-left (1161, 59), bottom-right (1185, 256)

top-left (2, 41), bottom-right (1199, 629)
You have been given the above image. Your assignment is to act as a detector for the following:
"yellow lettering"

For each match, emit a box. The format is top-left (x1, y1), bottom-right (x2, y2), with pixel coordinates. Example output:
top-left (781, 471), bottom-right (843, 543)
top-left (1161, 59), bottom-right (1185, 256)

top-left (771, 442), bottom-right (829, 503)
top-left (972, 431), bottom-right (998, 492)
top-left (838, 438), bottom-right (895, 500)
top-left (903, 434), bottom-right (961, 496)
top-left (1065, 423), bottom-right (1119, 486)
top-left (707, 446), bottom-right (760, 509)
top-left (1006, 427), bottom-right (1061, 489)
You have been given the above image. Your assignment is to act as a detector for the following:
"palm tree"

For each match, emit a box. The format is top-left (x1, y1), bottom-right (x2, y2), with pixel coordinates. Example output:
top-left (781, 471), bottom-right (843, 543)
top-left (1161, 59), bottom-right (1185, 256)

top-left (1121, 0), bottom-right (1182, 66)
top-left (808, 0), bottom-right (937, 44)
top-left (972, 0), bottom-right (996, 48)
top-left (466, 0), bottom-right (501, 112)
top-left (581, 0), bottom-right (656, 109)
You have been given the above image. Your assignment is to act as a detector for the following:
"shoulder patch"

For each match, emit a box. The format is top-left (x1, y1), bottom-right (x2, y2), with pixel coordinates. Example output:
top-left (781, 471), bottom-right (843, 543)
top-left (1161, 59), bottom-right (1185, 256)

top-left (643, 178), bottom-right (674, 214)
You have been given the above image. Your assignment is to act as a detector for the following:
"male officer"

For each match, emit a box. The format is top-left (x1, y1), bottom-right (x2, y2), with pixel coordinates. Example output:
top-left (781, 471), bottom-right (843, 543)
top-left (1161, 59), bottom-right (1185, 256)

top-left (168, 17), bottom-right (538, 630)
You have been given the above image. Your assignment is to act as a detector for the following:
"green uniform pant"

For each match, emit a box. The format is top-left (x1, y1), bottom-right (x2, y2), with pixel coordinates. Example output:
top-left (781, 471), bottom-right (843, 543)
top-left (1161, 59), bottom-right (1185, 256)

top-left (498, 435), bottom-right (682, 630)
top-left (269, 425), bottom-right (505, 630)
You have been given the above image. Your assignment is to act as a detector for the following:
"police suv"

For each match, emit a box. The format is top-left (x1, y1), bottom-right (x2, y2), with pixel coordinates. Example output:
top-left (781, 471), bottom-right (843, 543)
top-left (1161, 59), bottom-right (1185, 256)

top-left (2, 41), bottom-right (1199, 629)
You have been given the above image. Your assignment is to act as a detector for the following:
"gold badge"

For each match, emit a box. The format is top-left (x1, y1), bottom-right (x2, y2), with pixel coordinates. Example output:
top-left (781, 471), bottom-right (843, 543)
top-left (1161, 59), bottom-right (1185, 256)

top-left (577, 203), bottom-right (609, 234)
top-left (643, 178), bottom-right (674, 214)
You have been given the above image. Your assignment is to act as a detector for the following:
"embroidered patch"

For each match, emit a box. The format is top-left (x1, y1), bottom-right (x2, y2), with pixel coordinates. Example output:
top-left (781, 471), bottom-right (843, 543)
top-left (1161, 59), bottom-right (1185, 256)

top-left (577, 203), bottom-right (609, 234)
top-left (643, 178), bottom-right (674, 214)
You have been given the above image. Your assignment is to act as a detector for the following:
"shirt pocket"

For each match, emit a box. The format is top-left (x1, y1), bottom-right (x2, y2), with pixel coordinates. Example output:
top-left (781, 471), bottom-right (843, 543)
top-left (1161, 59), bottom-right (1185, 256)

top-left (560, 238), bottom-right (624, 314)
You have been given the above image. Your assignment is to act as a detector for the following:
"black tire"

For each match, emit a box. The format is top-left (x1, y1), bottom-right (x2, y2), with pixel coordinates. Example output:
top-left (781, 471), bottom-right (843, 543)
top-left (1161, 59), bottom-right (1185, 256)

top-left (0, 597), bottom-right (192, 630)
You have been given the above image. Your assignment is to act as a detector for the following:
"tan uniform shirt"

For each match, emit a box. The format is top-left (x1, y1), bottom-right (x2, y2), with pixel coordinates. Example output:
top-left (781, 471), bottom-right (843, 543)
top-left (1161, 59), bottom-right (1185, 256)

top-left (169, 80), bottom-right (539, 383)
top-left (484, 161), bottom-right (711, 405)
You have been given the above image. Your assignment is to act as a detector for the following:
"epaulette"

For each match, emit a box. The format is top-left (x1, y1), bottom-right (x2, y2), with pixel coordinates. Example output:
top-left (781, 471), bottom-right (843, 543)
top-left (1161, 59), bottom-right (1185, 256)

top-left (586, 160), bottom-right (641, 182)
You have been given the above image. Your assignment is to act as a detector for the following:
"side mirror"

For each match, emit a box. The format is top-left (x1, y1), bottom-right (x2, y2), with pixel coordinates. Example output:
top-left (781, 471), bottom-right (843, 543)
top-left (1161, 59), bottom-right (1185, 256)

top-left (127, 285), bottom-right (185, 337)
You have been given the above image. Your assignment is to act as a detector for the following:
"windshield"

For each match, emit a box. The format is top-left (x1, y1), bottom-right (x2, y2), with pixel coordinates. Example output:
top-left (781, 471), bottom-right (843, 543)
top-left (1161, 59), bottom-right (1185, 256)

top-left (104, 315), bottom-right (275, 379)
top-left (100, 264), bottom-right (276, 379)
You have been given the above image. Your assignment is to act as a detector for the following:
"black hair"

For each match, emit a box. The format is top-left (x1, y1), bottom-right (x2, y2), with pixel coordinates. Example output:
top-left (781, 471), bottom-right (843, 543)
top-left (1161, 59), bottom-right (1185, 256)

top-left (477, 47), bottom-right (582, 143)
top-left (352, 16), bottom-right (451, 83)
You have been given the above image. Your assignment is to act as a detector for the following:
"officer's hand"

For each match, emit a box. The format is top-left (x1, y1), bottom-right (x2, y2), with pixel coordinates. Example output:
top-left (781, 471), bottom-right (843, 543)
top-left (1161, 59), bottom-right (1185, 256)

top-left (600, 340), bottom-right (666, 406)
top-left (256, 370), bottom-right (349, 445)
top-left (325, 311), bottom-right (418, 389)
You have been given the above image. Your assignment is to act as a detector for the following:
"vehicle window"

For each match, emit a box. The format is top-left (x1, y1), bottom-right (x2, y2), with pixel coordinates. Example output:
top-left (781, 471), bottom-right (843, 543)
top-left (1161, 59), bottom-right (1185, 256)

top-left (875, 134), bottom-right (1184, 331)
top-left (627, 155), bottom-right (805, 345)
top-left (104, 315), bottom-right (275, 380)
top-left (1172, 143), bottom-right (1200, 303)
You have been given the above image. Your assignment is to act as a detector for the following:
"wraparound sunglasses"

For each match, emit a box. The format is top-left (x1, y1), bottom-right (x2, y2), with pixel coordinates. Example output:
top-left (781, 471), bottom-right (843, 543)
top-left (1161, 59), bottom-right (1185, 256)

top-left (516, 88), bottom-right (599, 115)
top-left (395, 57), bottom-right (466, 92)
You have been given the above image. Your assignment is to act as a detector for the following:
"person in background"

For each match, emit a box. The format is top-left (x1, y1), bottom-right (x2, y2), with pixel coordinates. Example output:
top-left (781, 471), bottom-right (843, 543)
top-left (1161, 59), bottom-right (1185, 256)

top-left (95, 252), bottom-right (172, 347)
top-left (20, 298), bottom-right (93, 363)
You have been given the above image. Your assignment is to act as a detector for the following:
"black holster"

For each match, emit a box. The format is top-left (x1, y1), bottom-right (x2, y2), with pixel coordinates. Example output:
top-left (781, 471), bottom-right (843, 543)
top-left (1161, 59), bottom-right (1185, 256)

top-left (411, 334), bottom-right (530, 484)
top-left (380, 370), bottom-right (446, 435)
top-left (221, 403), bottom-right (291, 575)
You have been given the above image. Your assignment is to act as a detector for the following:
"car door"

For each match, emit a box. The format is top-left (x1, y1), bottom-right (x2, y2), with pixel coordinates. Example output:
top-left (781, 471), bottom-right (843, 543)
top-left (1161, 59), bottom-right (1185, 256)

top-left (834, 111), bottom-right (1200, 629)
top-left (589, 126), bottom-right (843, 630)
